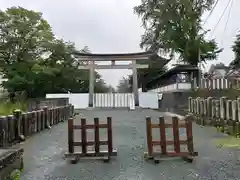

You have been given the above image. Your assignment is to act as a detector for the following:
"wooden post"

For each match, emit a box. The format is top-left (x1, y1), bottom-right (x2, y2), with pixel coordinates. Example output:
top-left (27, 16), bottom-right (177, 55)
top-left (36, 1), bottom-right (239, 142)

top-left (185, 115), bottom-right (194, 154)
top-left (68, 118), bottom-right (74, 153)
top-left (94, 118), bottom-right (100, 154)
top-left (107, 117), bottom-right (113, 154)
top-left (159, 116), bottom-right (167, 155)
top-left (207, 97), bottom-right (213, 123)
top-left (211, 99), bottom-right (216, 126)
top-left (215, 100), bottom-right (221, 129)
top-left (0, 116), bottom-right (7, 147)
top-left (13, 109), bottom-right (24, 141)
top-left (188, 97), bottom-right (192, 113)
top-left (22, 113), bottom-right (28, 137)
top-left (172, 116), bottom-right (180, 153)
top-left (81, 118), bottom-right (87, 154)
top-left (146, 117), bottom-right (153, 157)
top-left (43, 106), bottom-right (51, 129)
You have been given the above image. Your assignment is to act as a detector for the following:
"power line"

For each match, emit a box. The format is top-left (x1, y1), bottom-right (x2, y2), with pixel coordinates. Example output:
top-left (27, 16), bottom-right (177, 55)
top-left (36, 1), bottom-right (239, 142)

top-left (203, 0), bottom-right (219, 25)
top-left (220, 0), bottom-right (234, 46)
top-left (209, 0), bottom-right (233, 38)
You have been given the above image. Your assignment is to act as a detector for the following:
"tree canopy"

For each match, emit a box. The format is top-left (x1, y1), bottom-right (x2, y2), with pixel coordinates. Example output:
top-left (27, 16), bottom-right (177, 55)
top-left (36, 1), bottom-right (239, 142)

top-left (0, 7), bottom-right (110, 99)
top-left (230, 33), bottom-right (240, 69)
top-left (134, 0), bottom-right (222, 66)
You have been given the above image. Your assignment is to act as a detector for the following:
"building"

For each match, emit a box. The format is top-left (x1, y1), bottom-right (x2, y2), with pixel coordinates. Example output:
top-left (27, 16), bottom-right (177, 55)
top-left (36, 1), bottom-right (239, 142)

top-left (205, 63), bottom-right (240, 79)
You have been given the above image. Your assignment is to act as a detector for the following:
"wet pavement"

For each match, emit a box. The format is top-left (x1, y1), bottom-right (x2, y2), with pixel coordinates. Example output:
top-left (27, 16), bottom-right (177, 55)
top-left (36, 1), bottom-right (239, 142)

top-left (20, 109), bottom-right (240, 180)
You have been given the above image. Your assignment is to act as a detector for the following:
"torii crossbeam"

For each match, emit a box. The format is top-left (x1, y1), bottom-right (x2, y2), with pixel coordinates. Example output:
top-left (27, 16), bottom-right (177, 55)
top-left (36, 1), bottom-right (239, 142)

top-left (73, 51), bottom-right (168, 107)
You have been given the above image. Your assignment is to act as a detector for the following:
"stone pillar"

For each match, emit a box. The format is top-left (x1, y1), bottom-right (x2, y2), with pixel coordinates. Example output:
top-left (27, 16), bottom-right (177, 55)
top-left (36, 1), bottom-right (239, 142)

top-left (132, 60), bottom-right (139, 106)
top-left (89, 61), bottom-right (95, 107)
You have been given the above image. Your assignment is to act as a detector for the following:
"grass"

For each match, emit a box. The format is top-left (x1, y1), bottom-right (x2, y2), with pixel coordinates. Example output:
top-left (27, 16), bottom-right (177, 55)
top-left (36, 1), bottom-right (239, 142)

top-left (0, 101), bottom-right (28, 116)
top-left (214, 136), bottom-right (240, 148)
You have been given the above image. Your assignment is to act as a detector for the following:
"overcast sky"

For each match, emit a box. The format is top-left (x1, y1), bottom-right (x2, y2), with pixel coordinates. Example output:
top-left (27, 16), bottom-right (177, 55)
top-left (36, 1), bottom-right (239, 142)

top-left (1, 0), bottom-right (239, 87)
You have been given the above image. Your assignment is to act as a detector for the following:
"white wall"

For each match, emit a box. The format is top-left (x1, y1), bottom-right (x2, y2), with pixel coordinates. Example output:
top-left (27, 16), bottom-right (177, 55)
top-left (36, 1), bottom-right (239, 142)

top-left (46, 92), bottom-right (159, 109)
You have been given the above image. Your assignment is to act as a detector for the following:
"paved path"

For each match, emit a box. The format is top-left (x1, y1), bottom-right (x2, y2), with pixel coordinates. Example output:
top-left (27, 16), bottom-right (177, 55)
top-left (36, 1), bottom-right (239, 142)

top-left (20, 109), bottom-right (240, 180)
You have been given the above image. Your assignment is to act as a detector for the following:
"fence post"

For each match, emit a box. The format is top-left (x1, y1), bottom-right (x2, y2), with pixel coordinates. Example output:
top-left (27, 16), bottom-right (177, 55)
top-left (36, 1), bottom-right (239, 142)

top-left (206, 97), bottom-right (213, 124)
top-left (0, 116), bottom-right (7, 147)
top-left (146, 117), bottom-right (153, 158)
top-left (188, 97), bottom-right (192, 113)
top-left (13, 109), bottom-right (25, 141)
top-left (215, 100), bottom-right (221, 129)
top-left (232, 100), bottom-right (238, 136)
top-left (172, 116), bottom-right (180, 153)
top-left (22, 113), bottom-right (28, 137)
top-left (94, 117), bottom-right (100, 154)
top-left (211, 99), bottom-right (216, 126)
top-left (185, 115), bottom-right (194, 155)
top-left (68, 117), bottom-right (74, 153)
top-left (107, 117), bottom-right (113, 155)
top-left (237, 98), bottom-right (240, 136)
top-left (159, 116), bottom-right (167, 155)
top-left (43, 106), bottom-right (51, 129)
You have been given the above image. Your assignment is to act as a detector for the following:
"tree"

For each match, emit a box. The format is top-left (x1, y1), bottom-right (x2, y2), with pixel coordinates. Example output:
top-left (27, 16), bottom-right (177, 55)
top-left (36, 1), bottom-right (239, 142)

top-left (230, 33), bottom-right (240, 69)
top-left (117, 77), bottom-right (131, 93)
top-left (134, 0), bottom-right (222, 66)
top-left (0, 7), bottom-right (110, 99)
top-left (0, 7), bottom-right (55, 98)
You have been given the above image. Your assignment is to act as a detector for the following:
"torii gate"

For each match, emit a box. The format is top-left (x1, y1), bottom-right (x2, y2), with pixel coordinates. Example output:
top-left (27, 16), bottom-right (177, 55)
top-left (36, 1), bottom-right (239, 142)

top-left (73, 52), bottom-right (165, 107)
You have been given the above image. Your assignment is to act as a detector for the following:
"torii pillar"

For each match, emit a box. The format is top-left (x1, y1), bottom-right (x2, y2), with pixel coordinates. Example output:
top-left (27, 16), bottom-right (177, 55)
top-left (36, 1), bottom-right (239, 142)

top-left (132, 60), bottom-right (139, 106)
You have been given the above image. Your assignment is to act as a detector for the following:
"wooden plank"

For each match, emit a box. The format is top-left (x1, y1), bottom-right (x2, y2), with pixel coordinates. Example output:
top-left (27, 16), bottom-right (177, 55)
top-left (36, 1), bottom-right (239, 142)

top-left (152, 151), bottom-right (191, 157)
top-left (65, 149), bottom-right (117, 158)
top-left (146, 117), bottom-right (153, 157)
top-left (73, 124), bottom-right (108, 129)
top-left (151, 123), bottom-right (186, 128)
top-left (81, 118), bottom-right (87, 154)
top-left (73, 140), bottom-right (108, 146)
top-left (172, 116), bottom-right (181, 153)
top-left (185, 116), bottom-right (194, 154)
top-left (94, 118), bottom-right (100, 153)
top-left (152, 140), bottom-right (188, 146)
top-left (107, 117), bottom-right (113, 154)
top-left (68, 118), bottom-right (74, 153)
top-left (159, 116), bottom-right (167, 154)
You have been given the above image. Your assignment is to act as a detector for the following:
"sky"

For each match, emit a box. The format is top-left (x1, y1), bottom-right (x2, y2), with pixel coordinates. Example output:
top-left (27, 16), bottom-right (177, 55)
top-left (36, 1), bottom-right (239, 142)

top-left (1, 0), bottom-right (239, 88)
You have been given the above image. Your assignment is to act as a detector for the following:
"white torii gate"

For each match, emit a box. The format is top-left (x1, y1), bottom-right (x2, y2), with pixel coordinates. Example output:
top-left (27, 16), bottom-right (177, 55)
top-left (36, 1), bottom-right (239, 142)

top-left (73, 52), bottom-right (164, 107)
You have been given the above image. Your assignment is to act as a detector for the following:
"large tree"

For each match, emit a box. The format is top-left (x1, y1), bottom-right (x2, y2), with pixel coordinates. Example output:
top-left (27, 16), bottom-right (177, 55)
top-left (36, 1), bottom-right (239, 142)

top-left (134, 0), bottom-right (222, 66)
top-left (230, 33), bottom-right (240, 69)
top-left (0, 7), bottom-right (109, 98)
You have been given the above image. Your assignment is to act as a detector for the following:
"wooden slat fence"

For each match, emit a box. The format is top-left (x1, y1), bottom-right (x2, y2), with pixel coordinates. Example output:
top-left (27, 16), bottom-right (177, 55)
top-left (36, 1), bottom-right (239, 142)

top-left (0, 104), bottom-right (74, 148)
top-left (66, 116), bottom-right (117, 163)
top-left (144, 115), bottom-right (198, 163)
top-left (197, 78), bottom-right (240, 90)
top-left (188, 96), bottom-right (240, 136)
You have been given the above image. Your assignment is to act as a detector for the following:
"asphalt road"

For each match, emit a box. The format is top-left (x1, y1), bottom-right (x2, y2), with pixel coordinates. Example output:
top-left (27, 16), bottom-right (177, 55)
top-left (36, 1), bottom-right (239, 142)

top-left (20, 109), bottom-right (240, 180)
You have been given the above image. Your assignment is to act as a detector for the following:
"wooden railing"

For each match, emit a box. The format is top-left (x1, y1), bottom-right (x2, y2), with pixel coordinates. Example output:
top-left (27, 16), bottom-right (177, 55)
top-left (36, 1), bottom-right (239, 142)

top-left (188, 96), bottom-right (240, 136)
top-left (0, 104), bottom-right (74, 147)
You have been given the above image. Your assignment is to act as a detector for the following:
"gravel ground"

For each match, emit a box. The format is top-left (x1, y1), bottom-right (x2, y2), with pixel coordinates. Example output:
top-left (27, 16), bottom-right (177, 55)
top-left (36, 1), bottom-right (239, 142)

top-left (20, 109), bottom-right (240, 180)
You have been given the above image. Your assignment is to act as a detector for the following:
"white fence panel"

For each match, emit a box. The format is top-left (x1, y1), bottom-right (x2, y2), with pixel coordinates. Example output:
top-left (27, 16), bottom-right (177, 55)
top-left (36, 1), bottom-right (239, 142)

top-left (46, 93), bottom-right (89, 109)
top-left (70, 94), bottom-right (89, 109)
top-left (94, 93), bottom-right (133, 108)
top-left (139, 92), bottom-right (158, 109)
